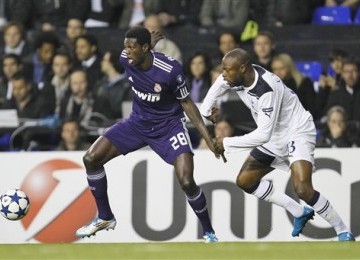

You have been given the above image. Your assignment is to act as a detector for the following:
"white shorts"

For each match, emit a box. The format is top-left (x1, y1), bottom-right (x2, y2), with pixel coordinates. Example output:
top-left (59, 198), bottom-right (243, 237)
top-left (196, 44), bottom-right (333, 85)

top-left (251, 119), bottom-right (316, 172)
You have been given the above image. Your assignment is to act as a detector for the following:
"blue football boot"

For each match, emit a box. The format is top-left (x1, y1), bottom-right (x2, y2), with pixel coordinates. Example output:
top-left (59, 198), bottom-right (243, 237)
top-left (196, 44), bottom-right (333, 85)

top-left (338, 232), bottom-right (355, 241)
top-left (292, 206), bottom-right (315, 237)
top-left (203, 232), bottom-right (219, 243)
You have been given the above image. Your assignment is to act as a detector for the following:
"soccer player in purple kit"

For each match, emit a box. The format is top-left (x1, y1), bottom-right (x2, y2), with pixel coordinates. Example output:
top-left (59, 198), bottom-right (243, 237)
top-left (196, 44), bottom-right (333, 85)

top-left (75, 27), bottom-right (219, 242)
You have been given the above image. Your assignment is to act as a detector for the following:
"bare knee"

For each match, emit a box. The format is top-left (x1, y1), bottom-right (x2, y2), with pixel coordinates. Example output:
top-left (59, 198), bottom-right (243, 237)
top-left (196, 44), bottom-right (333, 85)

top-left (236, 156), bottom-right (273, 193)
top-left (83, 150), bottom-right (102, 172)
top-left (178, 176), bottom-right (197, 196)
top-left (236, 173), bottom-right (249, 191)
top-left (291, 160), bottom-right (314, 202)
top-left (293, 181), bottom-right (314, 202)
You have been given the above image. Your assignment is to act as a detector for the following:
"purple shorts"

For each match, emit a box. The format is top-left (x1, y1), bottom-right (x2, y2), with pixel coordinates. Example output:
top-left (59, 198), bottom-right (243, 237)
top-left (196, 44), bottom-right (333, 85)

top-left (103, 116), bottom-right (193, 165)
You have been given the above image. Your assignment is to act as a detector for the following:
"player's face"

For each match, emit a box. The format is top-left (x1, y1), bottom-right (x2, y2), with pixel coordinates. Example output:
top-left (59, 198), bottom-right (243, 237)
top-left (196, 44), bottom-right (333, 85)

top-left (124, 38), bottom-right (147, 67)
top-left (221, 58), bottom-right (244, 87)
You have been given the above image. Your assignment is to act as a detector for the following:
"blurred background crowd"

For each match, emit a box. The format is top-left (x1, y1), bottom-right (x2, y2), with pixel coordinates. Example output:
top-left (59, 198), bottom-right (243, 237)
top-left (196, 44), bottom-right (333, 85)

top-left (0, 0), bottom-right (360, 151)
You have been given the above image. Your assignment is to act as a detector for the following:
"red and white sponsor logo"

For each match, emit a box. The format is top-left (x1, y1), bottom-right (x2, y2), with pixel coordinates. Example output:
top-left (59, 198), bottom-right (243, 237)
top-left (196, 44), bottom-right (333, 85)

top-left (20, 159), bottom-right (97, 243)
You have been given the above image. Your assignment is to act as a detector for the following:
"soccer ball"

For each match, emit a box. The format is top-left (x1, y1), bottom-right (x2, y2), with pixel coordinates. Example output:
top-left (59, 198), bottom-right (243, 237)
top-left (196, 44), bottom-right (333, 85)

top-left (0, 189), bottom-right (30, 221)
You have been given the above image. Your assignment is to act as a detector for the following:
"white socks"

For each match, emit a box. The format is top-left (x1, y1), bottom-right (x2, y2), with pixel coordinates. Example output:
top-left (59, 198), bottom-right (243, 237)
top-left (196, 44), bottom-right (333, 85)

top-left (311, 192), bottom-right (349, 234)
top-left (252, 179), bottom-right (350, 235)
top-left (252, 179), bottom-right (304, 217)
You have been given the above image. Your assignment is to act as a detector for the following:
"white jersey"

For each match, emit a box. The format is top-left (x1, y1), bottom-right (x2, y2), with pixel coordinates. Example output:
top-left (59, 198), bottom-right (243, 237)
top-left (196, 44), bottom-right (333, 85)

top-left (200, 65), bottom-right (314, 157)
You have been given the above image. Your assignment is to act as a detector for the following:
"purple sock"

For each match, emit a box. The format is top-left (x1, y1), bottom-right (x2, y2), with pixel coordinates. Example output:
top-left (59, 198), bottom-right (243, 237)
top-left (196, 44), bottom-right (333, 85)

top-left (87, 168), bottom-right (114, 220)
top-left (187, 189), bottom-right (214, 234)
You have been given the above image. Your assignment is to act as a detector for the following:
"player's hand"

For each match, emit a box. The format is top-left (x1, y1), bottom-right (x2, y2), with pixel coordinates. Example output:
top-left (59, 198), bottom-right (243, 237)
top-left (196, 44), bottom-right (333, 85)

top-left (205, 106), bottom-right (220, 124)
top-left (214, 136), bottom-right (225, 155)
top-left (214, 136), bottom-right (227, 163)
top-left (150, 30), bottom-right (164, 49)
top-left (206, 140), bottom-right (220, 158)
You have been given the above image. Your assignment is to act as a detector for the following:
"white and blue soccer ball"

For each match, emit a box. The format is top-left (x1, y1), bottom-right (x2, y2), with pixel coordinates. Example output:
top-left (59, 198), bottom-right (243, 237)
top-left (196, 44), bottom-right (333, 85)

top-left (0, 189), bottom-right (30, 221)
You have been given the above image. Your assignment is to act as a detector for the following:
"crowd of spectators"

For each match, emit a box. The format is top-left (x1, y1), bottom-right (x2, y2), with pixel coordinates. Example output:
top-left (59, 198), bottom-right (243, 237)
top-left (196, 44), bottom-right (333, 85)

top-left (0, 0), bottom-right (360, 151)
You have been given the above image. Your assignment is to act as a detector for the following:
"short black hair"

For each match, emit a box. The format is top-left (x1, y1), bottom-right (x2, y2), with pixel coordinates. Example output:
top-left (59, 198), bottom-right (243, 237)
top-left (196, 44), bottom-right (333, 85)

top-left (342, 56), bottom-right (359, 69)
top-left (52, 50), bottom-right (72, 65)
top-left (329, 48), bottom-right (348, 62)
top-left (125, 27), bottom-right (151, 46)
top-left (61, 118), bottom-right (80, 131)
top-left (11, 71), bottom-right (31, 84)
top-left (217, 31), bottom-right (239, 46)
top-left (34, 32), bottom-right (60, 50)
top-left (2, 53), bottom-right (22, 66)
top-left (255, 30), bottom-right (275, 44)
top-left (75, 34), bottom-right (99, 47)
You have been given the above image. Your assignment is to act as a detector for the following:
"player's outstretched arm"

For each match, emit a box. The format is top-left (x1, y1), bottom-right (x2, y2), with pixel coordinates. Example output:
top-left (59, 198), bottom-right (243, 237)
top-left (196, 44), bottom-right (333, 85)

top-left (181, 97), bottom-right (226, 162)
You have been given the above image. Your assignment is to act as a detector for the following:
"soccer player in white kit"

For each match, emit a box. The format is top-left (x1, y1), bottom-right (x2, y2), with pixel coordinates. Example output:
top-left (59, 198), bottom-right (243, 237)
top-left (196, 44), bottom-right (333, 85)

top-left (200, 48), bottom-right (355, 241)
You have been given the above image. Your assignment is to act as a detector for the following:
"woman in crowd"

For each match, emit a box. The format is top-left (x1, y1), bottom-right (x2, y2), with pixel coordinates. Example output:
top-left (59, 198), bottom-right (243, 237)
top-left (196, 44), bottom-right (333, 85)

top-left (271, 53), bottom-right (317, 119)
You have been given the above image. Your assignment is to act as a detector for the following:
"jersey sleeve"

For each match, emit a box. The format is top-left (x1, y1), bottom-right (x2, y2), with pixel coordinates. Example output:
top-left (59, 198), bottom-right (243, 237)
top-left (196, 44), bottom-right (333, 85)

top-left (120, 49), bottom-right (128, 67)
top-left (200, 74), bottom-right (231, 117)
top-left (223, 87), bottom-right (281, 152)
top-left (169, 62), bottom-right (189, 100)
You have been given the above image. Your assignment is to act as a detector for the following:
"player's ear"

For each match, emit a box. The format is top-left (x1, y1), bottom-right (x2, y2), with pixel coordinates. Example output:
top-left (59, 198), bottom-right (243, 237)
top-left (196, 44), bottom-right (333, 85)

top-left (239, 63), bottom-right (247, 73)
top-left (143, 43), bottom-right (150, 52)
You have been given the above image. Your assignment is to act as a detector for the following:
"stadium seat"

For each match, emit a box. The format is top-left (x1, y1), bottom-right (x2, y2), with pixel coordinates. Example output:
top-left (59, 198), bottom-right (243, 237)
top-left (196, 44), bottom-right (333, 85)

top-left (296, 61), bottom-right (323, 82)
top-left (312, 6), bottom-right (352, 25)
top-left (354, 8), bottom-right (360, 24)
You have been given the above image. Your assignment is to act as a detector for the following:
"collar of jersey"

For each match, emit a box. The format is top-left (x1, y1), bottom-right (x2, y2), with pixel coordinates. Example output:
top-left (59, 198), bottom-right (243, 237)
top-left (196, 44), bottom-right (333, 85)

top-left (244, 66), bottom-right (258, 91)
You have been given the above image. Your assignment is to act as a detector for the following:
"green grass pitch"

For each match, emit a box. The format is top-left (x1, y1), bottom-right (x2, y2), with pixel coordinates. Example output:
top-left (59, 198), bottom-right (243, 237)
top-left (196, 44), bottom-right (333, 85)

top-left (0, 242), bottom-right (359, 260)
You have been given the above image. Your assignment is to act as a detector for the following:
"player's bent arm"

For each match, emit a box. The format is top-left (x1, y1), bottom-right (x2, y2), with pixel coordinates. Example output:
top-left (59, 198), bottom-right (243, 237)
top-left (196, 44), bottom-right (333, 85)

top-left (223, 128), bottom-right (271, 152)
top-left (200, 74), bottom-right (230, 117)
top-left (181, 97), bottom-right (216, 153)
top-left (223, 91), bottom-right (280, 152)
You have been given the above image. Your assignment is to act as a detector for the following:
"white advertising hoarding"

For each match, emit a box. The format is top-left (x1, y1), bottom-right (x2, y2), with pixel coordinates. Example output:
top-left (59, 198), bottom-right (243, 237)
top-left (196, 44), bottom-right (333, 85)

top-left (0, 149), bottom-right (359, 243)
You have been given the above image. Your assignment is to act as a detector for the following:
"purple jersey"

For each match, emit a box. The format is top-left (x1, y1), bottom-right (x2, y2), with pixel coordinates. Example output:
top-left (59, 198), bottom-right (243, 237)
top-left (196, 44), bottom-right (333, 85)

top-left (120, 50), bottom-right (189, 126)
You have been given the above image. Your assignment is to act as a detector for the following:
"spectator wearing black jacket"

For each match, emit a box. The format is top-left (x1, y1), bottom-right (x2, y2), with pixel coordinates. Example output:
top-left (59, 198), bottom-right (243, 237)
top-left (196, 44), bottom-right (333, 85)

top-left (73, 34), bottom-right (103, 94)
top-left (0, 22), bottom-right (32, 63)
top-left (325, 57), bottom-right (360, 122)
top-left (0, 54), bottom-right (23, 108)
top-left (93, 50), bottom-right (131, 120)
top-left (2, 72), bottom-right (54, 119)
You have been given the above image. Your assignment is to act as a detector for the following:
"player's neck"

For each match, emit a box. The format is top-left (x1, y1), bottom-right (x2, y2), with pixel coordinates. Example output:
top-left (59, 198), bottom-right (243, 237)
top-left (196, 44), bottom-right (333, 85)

top-left (139, 53), bottom-right (153, 70)
top-left (243, 67), bottom-right (255, 88)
